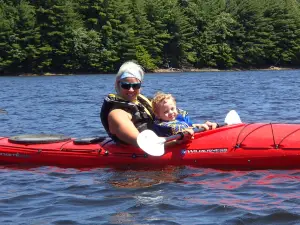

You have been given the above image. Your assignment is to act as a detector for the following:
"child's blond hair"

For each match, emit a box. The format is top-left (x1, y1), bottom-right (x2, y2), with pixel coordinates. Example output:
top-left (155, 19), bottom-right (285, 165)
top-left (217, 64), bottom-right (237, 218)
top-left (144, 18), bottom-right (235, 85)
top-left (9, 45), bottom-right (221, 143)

top-left (152, 92), bottom-right (176, 115)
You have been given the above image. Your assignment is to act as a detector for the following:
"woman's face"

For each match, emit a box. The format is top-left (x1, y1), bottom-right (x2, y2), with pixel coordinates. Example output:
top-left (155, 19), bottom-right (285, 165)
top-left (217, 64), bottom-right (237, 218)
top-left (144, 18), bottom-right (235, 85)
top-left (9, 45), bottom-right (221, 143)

top-left (118, 77), bottom-right (141, 102)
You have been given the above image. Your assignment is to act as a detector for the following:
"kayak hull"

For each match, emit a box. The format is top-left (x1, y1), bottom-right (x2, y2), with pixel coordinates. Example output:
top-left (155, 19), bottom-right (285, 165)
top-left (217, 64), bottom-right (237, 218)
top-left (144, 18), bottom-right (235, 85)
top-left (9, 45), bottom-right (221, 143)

top-left (1, 123), bottom-right (300, 169)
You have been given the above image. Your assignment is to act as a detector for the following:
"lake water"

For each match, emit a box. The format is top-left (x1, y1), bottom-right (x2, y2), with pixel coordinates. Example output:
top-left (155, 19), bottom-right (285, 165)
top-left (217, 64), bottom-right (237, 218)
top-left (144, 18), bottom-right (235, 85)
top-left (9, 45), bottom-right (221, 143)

top-left (0, 70), bottom-right (300, 224)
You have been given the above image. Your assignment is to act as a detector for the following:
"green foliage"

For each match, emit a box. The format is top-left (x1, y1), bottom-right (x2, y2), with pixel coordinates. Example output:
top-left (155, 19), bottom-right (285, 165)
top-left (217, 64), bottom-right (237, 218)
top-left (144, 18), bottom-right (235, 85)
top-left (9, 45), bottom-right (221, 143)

top-left (196, 12), bottom-right (238, 68)
top-left (62, 28), bottom-right (102, 72)
top-left (263, 0), bottom-right (300, 66)
top-left (228, 0), bottom-right (272, 67)
top-left (135, 45), bottom-right (157, 71)
top-left (1, 0), bottom-right (300, 75)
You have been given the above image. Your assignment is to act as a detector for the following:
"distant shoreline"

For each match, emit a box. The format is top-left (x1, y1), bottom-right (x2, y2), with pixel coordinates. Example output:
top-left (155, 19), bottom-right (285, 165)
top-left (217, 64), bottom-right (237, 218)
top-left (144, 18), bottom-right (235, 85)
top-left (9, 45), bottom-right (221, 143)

top-left (153, 66), bottom-right (297, 73)
top-left (2, 66), bottom-right (299, 76)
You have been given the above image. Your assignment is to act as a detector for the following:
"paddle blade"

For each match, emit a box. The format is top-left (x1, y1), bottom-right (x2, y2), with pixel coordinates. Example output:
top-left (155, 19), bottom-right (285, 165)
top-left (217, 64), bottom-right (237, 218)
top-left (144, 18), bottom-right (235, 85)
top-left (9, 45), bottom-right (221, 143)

top-left (224, 110), bottom-right (242, 125)
top-left (137, 130), bottom-right (165, 156)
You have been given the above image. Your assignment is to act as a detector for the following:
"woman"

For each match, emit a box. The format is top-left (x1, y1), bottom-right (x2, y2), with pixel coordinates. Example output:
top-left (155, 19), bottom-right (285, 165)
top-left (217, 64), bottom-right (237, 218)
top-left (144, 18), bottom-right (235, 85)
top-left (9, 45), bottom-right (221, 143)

top-left (100, 61), bottom-right (154, 146)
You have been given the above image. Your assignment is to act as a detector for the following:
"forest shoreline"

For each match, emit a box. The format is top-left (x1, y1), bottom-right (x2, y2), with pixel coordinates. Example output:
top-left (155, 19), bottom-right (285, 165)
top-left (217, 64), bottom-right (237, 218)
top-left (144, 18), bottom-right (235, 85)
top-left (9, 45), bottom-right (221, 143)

top-left (153, 66), bottom-right (297, 73)
top-left (2, 66), bottom-right (299, 77)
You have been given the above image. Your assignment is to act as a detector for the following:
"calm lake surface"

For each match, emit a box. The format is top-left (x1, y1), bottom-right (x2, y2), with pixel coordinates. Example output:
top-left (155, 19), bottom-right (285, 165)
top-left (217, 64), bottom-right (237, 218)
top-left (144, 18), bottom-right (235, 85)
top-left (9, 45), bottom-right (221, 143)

top-left (1, 70), bottom-right (300, 224)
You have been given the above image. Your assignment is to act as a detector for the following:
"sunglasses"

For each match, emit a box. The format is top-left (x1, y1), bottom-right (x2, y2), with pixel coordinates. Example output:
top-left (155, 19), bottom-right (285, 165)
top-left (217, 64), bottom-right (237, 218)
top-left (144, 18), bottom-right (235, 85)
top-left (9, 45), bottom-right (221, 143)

top-left (120, 82), bottom-right (141, 90)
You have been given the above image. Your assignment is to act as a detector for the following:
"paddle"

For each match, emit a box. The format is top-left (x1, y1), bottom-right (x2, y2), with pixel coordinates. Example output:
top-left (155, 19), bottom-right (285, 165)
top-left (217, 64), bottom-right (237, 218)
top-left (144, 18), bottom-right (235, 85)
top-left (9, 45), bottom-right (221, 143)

top-left (137, 110), bottom-right (242, 156)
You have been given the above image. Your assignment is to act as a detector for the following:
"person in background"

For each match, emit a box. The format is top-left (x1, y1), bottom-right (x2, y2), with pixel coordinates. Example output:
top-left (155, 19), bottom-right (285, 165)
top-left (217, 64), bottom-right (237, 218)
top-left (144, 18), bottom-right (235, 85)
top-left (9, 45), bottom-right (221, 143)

top-left (151, 92), bottom-right (218, 137)
top-left (100, 61), bottom-right (154, 146)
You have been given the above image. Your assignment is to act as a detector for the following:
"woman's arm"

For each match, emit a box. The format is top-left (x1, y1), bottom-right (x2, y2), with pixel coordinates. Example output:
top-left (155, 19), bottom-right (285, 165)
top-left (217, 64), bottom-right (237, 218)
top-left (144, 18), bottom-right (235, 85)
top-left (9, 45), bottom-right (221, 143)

top-left (108, 109), bottom-right (140, 146)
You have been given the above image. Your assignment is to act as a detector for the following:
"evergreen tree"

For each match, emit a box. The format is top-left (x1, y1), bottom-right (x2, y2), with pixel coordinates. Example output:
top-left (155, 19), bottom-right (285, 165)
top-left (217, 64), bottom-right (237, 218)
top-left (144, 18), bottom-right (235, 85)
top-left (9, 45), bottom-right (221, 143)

top-left (0, 0), bottom-right (40, 74)
top-left (0, 1), bottom-right (17, 74)
top-left (183, 0), bottom-right (210, 68)
top-left (127, 0), bottom-right (157, 71)
top-left (78, 0), bottom-right (138, 72)
top-left (31, 0), bottom-right (85, 73)
top-left (228, 0), bottom-right (274, 68)
top-left (143, 0), bottom-right (172, 68)
top-left (264, 0), bottom-right (300, 66)
top-left (17, 0), bottom-right (40, 73)
top-left (196, 12), bottom-right (239, 68)
top-left (144, 0), bottom-right (194, 68)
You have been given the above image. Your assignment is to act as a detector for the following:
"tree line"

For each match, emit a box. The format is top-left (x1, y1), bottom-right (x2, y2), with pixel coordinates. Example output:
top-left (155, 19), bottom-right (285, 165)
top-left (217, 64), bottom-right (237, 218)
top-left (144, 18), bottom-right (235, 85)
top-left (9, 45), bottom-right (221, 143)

top-left (1, 0), bottom-right (300, 75)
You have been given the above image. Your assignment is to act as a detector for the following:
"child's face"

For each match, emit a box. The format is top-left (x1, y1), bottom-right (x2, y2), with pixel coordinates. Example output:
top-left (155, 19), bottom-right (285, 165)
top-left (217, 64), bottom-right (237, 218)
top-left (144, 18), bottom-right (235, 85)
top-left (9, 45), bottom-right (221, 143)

top-left (156, 98), bottom-right (178, 121)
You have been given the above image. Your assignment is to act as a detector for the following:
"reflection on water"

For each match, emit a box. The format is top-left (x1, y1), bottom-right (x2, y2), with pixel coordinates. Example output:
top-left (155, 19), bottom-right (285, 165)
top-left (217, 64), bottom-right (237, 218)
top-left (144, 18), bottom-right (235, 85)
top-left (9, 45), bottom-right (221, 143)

top-left (109, 166), bottom-right (182, 188)
top-left (181, 168), bottom-right (300, 214)
top-left (135, 191), bottom-right (165, 206)
top-left (109, 212), bottom-right (135, 224)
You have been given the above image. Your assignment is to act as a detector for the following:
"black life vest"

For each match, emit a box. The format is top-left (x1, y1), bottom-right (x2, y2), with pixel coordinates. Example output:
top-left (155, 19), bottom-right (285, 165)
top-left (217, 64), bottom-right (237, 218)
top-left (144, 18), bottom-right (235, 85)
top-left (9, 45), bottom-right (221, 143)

top-left (100, 94), bottom-right (154, 143)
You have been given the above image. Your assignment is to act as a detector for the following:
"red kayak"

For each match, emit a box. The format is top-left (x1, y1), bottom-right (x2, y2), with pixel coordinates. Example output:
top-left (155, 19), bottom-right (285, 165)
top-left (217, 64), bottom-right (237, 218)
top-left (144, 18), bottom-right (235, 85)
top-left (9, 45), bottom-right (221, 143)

top-left (1, 122), bottom-right (300, 169)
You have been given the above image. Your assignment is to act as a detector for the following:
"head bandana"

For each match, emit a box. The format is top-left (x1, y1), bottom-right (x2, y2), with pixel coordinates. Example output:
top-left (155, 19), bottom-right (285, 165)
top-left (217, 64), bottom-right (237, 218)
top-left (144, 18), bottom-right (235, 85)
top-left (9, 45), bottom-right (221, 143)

top-left (119, 71), bottom-right (142, 82)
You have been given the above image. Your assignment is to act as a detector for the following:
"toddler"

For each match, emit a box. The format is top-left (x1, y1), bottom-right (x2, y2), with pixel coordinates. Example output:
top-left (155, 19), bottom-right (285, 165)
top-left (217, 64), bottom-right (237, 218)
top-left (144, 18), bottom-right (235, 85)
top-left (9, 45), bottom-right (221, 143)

top-left (152, 92), bottom-right (217, 137)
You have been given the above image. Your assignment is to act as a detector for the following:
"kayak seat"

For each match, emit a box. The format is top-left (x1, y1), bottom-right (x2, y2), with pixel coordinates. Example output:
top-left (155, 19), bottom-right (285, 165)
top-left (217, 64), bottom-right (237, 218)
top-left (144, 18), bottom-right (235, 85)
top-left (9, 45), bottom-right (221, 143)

top-left (73, 136), bottom-right (107, 145)
top-left (8, 134), bottom-right (71, 144)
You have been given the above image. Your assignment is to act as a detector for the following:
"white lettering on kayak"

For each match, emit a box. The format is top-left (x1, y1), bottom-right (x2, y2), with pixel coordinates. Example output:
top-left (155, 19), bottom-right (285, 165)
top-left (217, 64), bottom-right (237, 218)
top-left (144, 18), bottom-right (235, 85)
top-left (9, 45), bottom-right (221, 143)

top-left (0, 152), bottom-right (30, 158)
top-left (187, 148), bottom-right (228, 153)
